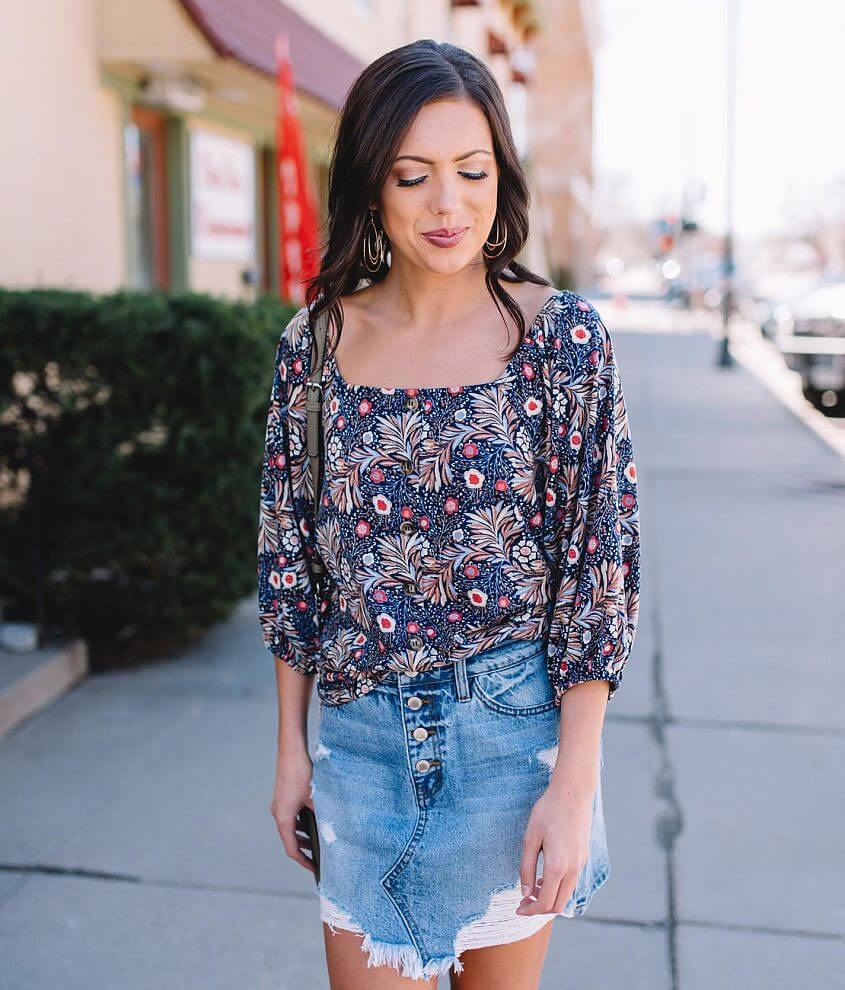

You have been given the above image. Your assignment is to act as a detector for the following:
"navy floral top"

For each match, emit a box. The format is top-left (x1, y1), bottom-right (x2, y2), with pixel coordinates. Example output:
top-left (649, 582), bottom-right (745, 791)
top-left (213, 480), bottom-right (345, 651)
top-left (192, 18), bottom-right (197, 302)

top-left (258, 288), bottom-right (641, 708)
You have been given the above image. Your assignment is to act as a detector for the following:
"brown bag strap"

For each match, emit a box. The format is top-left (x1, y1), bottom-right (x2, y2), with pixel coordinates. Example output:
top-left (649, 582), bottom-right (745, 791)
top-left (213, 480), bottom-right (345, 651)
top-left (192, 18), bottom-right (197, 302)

top-left (305, 305), bottom-right (330, 592)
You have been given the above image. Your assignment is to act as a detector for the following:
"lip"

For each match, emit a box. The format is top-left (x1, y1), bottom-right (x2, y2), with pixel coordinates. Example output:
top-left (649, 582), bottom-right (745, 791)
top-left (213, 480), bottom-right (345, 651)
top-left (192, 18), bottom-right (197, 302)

top-left (421, 227), bottom-right (469, 248)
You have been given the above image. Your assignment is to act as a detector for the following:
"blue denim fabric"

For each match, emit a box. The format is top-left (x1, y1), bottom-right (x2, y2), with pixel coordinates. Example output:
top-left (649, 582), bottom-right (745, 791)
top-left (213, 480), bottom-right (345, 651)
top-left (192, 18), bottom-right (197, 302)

top-left (309, 635), bottom-right (610, 981)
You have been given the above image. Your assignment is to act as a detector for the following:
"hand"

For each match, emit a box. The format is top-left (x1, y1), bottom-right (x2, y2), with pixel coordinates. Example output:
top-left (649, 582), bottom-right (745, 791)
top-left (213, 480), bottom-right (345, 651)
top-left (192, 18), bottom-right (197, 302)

top-left (516, 783), bottom-right (594, 916)
top-left (270, 749), bottom-right (317, 876)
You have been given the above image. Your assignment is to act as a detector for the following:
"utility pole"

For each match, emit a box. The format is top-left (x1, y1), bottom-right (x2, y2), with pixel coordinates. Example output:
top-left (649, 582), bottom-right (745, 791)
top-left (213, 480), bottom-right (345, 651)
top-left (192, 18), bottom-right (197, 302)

top-left (718, 0), bottom-right (738, 367)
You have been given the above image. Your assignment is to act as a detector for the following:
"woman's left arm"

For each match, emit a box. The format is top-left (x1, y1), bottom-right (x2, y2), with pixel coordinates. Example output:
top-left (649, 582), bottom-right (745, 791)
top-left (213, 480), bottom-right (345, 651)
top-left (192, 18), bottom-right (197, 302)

top-left (518, 295), bottom-right (641, 916)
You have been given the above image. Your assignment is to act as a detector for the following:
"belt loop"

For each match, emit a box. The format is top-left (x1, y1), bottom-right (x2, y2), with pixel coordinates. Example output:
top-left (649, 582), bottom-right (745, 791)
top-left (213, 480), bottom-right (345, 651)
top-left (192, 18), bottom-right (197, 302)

top-left (454, 655), bottom-right (471, 702)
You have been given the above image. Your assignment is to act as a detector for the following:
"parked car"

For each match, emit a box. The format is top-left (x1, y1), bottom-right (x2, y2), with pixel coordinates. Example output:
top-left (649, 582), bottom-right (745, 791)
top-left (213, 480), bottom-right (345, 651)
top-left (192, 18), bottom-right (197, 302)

top-left (770, 279), bottom-right (845, 415)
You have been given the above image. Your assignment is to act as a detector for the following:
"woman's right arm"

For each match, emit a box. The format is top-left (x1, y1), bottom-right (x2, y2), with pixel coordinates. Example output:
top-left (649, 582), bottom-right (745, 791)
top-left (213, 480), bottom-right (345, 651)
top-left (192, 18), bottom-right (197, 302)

top-left (257, 307), bottom-right (323, 873)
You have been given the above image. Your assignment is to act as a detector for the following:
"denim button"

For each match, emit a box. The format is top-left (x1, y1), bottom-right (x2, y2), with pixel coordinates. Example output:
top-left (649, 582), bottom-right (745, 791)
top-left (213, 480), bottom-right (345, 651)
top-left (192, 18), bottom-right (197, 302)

top-left (412, 727), bottom-right (428, 741)
top-left (407, 696), bottom-right (423, 710)
top-left (415, 758), bottom-right (431, 772)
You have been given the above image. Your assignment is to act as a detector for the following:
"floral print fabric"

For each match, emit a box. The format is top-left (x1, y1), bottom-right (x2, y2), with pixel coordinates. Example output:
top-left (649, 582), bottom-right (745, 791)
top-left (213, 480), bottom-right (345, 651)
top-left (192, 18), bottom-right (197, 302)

top-left (257, 288), bottom-right (640, 708)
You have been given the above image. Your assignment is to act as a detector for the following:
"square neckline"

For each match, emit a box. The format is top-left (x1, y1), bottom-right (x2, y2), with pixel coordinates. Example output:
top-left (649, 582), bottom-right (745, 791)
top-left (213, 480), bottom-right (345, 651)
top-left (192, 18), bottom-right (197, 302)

top-left (325, 288), bottom-right (562, 395)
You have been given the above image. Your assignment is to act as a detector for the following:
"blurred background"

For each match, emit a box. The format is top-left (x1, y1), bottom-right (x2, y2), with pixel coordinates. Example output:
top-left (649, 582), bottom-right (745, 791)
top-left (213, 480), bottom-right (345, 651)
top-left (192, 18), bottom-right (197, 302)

top-left (1, 2), bottom-right (843, 988)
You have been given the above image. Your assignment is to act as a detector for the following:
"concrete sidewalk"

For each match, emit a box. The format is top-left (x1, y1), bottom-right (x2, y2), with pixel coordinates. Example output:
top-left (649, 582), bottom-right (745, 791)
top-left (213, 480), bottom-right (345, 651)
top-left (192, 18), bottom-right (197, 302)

top-left (1, 323), bottom-right (844, 988)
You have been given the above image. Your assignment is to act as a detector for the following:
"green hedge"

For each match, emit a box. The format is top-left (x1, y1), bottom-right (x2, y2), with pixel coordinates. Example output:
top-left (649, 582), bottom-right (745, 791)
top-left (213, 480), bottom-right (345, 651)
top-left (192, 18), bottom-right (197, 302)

top-left (0, 288), bottom-right (297, 670)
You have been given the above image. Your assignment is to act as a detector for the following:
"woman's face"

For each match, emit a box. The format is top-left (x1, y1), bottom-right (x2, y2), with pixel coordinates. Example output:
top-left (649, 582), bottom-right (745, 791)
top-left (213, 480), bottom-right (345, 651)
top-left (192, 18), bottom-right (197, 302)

top-left (372, 97), bottom-right (500, 275)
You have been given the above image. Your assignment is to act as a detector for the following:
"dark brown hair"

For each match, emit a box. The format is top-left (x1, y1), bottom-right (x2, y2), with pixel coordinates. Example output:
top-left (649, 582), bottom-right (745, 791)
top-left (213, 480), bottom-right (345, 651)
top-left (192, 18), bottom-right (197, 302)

top-left (304, 38), bottom-right (553, 360)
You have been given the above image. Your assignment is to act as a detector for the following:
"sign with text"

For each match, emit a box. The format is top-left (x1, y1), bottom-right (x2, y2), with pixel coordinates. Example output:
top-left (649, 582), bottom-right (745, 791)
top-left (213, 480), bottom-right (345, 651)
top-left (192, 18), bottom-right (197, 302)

top-left (190, 130), bottom-right (255, 261)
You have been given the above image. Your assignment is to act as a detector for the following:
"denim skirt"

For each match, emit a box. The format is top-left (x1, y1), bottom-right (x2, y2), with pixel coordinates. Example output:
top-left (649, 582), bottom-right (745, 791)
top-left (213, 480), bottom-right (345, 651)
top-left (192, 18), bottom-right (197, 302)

top-left (309, 636), bottom-right (610, 982)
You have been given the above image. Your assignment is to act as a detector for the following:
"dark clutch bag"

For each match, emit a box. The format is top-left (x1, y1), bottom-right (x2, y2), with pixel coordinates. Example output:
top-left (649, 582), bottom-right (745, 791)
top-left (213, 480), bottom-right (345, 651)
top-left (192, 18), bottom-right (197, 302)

top-left (296, 805), bottom-right (321, 884)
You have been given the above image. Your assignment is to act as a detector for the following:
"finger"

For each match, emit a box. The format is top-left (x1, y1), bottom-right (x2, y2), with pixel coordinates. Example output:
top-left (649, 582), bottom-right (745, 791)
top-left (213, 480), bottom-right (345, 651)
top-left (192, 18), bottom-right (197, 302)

top-left (551, 873), bottom-right (579, 915)
top-left (518, 830), bottom-right (543, 898)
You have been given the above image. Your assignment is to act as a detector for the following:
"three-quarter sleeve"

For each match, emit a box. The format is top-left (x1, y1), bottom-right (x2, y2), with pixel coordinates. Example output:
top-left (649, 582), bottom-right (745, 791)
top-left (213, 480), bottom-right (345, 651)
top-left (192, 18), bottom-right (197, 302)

top-left (543, 297), bottom-right (640, 703)
top-left (257, 307), bottom-right (322, 675)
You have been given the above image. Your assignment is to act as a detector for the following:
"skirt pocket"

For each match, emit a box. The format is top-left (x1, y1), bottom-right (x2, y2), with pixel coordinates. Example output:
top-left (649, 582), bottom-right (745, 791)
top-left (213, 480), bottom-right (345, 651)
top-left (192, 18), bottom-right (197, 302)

top-left (471, 647), bottom-right (558, 716)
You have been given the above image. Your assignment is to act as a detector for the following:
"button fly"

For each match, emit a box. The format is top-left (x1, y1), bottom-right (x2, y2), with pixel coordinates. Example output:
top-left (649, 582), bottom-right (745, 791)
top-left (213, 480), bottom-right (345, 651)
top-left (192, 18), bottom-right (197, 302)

top-left (415, 758), bottom-right (431, 773)
top-left (412, 727), bottom-right (428, 741)
top-left (407, 696), bottom-right (423, 710)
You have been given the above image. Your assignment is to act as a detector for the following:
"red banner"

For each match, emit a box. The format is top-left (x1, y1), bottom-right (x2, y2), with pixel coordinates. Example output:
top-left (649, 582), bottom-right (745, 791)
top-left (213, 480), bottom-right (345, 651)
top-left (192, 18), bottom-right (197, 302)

top-left (275, 34), bottom-right (320, 304)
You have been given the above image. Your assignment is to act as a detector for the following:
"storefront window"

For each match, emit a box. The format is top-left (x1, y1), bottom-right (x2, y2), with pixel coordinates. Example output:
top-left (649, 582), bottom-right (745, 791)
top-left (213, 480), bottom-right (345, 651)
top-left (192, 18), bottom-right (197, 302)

top-left (124, 107), bottom-right (170, 289)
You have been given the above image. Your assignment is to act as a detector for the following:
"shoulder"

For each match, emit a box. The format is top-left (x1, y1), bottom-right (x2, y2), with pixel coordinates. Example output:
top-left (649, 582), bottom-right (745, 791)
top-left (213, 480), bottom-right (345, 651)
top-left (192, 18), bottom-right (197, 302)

top-left (541, 289), bottom-right (613, 370)
top-left (274, 304), bottom-right (314, 384)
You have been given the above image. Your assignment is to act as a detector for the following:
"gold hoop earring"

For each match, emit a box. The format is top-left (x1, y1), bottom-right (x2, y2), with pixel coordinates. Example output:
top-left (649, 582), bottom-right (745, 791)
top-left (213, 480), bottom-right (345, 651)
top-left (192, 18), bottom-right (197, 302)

top-left (363, 210), bottom-right (387, 272)
top-left (483, 215), bottom-right (508, 258)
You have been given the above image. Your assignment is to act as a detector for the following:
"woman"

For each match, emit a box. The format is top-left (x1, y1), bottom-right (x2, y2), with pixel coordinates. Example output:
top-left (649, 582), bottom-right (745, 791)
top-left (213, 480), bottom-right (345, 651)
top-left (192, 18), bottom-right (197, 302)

top-left (258, 39), bottom-right (640, 988)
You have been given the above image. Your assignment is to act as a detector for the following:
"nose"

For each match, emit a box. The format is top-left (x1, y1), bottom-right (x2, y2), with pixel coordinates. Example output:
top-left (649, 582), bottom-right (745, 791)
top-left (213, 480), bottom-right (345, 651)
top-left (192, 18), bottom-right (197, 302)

top-left (429, 175), bottom-right (462, 218)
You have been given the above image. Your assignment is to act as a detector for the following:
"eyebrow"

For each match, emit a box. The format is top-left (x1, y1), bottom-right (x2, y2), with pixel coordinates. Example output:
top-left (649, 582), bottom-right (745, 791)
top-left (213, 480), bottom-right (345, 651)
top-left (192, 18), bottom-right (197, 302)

top-left (392, 149), bottom-right (493, 165)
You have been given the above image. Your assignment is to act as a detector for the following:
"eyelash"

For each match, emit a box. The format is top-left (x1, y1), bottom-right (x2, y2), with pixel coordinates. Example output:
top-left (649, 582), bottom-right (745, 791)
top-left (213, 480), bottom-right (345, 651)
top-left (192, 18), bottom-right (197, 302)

top-left (397, 171), bottom-right (489, 187)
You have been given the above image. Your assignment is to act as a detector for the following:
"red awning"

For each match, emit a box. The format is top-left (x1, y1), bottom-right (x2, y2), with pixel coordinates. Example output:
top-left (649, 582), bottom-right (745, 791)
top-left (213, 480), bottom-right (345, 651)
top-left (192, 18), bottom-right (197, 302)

top-left (178, 0), bottom-right (364, 108)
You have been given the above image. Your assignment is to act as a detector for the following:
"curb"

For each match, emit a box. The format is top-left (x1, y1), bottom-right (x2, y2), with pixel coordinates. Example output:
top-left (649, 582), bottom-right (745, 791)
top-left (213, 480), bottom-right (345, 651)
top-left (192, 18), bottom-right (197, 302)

top-left (0, 639), bottom-right (88, 739)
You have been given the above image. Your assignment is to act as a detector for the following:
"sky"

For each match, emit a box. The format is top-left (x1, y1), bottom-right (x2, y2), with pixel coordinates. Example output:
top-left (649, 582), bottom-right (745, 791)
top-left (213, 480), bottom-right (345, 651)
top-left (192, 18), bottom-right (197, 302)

top-left (593, 0), bottom-right (844, 239)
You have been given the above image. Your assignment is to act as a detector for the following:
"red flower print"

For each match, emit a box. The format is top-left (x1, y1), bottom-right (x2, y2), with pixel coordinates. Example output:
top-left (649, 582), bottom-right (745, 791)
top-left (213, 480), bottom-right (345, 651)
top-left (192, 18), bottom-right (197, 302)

top-left (545, 489), bottom-right (556, 508)
top-left (625, 461), bottom-right (637, 483)
top-left (401, 505), bottom-right (414, 519)
top-left (268, 571), bottom-right (282, 590)
top-left (523, 396), bottom-right (542, 416)
top-left (464, 563), bottom-right (480, 579)
top-left (275, 553), bottom-right (287, 566)
top-left (447, 610), bottom-right (463, 622)
top-left (570, 324), bottom-right (589, 344)
top-left (296, 599), bottom-right (309, 611)
top-left (373, 494), bottom-right (392, 515)
top-left (281, 571), bottom-right (297, 588)
top-left (444, 497), bottom-right (460, 515)
top-left (370, 466), bottom-right (385, 483)
top-left (355, 519), bottom-right (371, 537)
top-left (407, 621), bottom-right (421, 633)
top-left (426, 626), bottom-right (436, 638)
top-left (550, 454), bottom-right (559, 473)
top-left (589, 349), bottom-right (600, 366)
top-left (576, 299), bottom-right (592, 312)
top-left (373, 589), bottom-right (388, 604)
top-left (494, 479), bottom-right (508, 492)
top-left (566, 546), bottom-right (579, 564)
top-left (336, 415), bottom-right (346, 430)
top-left (377, 613), bottom-right (396, 633)
top-left (521, 362), bottom-right (535, 379)
top-left (404, 388), bottom-right (419, 396)
top-left (424, 399), bottom-right (433, 413)
top-left (447, 386), bottom-right (463, 396)
top-left (622, 492), bottom-right (636, 509)
top-left (273, 453), bottom-right (286, 469)
top-left (498, 595), bottom-right (509, 608)
top-left (359, 398), bottom-right (372, 415)
top-left (569, 430), bottom-right (582, 450)
top-left (468, 588), bottom-right (488, 607)
top-left (292, 357), bottom-right (304, 374)
top-left (419, 515), bottom-right (431, 530)
top-left (463, 468), bottom-right (485, 489)
top-left (280, 360), bottom-right (288, 380)
top-left (588, 535), bottom-right (600, 554)
top-left (463, 442), bottom-right (479, 457)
